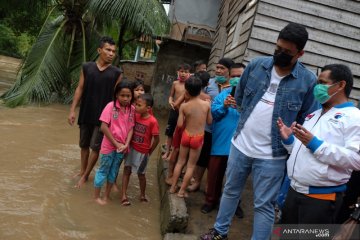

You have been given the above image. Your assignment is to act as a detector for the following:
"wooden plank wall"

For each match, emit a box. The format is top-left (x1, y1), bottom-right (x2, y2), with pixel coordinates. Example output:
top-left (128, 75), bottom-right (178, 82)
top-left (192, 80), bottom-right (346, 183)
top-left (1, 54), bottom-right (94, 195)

top-left (245, 0), bottom-right (360, 102)
top-left (208, 0), bottom-right (256, 74)
top-left (207, 0), bottom-right (229, 74)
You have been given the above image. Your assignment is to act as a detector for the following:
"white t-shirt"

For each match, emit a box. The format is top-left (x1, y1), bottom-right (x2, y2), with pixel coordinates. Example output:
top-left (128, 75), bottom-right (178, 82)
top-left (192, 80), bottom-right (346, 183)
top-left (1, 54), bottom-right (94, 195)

top-left (232, 67), bottom-right (287, 159)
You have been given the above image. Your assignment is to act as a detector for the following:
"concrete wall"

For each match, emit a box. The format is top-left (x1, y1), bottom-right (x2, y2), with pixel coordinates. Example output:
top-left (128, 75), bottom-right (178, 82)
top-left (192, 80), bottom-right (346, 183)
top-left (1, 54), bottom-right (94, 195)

top-left (151, 39), bottom-right (211, 113)
top-left (168, 0), bottom-right (220, 29)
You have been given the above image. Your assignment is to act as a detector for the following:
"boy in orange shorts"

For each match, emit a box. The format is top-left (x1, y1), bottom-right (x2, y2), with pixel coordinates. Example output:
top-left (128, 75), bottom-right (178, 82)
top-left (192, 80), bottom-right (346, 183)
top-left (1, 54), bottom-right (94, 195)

top-left (169, 76), bottom-right (212, 198)
top-left (165, 71), bottom-right (211, 186)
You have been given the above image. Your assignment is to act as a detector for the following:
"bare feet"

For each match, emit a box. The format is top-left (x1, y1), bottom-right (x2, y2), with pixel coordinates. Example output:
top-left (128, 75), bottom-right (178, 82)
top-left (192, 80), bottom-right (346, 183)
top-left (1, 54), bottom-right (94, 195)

top-left (140, 196), bottom-right (149, 203)
top-left (74, 176), bottom-right (87, 188)
top-left (165, 177), bottom-right (173, 186)
top-left (94, 197), bottom-right (107, 205)
top-left (169, 186), bottom-right (177, 194)
top-left (177, 191), bottom-right (189, 198)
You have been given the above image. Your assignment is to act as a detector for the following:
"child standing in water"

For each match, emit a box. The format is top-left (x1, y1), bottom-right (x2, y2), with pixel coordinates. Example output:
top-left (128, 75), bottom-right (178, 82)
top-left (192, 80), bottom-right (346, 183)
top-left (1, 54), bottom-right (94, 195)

top-left (93, 81), bottom-right (135, 205)
top-left (121, 93), bottom-right (160, 205)
top-left (169, 76), bottom-right (212, 198)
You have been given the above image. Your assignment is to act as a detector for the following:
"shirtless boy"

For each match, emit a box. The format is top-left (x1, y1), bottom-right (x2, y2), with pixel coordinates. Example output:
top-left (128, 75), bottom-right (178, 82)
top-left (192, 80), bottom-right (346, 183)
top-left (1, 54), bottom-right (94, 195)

top-left (165, 71), bottom-right (211, 185)
top-left (162, 63), bottom-right (191, 160)
top-left (169, 76), bottom-right (212, 198)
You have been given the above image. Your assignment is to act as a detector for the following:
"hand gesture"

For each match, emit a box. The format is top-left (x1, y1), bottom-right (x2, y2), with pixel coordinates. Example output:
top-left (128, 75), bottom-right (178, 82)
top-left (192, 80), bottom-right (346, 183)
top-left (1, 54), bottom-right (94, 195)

top-left (224, 95), bottom-right (236, 108)
top-left (68, 111), bottom-right (76, 126)
top-left (293, 123), bottom-right (313, 146)
top-left (169, 100), bottom-right (175, 110)
top-left (117, 143), bottom-right (128, 153)
top-left (277, 117), bottom-right (296, 140)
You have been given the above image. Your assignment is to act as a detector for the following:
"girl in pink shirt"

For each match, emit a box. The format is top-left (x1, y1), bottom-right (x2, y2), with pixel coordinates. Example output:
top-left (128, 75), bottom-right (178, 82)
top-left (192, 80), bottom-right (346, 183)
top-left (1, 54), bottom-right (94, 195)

top-left (94, 81), bottom-right (135, 205)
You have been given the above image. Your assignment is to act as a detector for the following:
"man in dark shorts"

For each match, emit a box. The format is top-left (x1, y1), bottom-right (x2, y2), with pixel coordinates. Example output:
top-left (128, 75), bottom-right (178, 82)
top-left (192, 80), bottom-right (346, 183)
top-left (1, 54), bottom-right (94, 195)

top-left (68, 36), bottom-right (122, 188)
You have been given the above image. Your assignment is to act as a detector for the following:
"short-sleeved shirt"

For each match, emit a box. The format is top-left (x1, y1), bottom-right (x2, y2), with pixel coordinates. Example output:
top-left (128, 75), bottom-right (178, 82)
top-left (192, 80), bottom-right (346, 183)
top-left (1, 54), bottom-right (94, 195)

top-left (99, 101), bottom-right (135, 154)
top-left (78, 62), bottom-right (121, 126)
top-left (131, 113), bottom-right (159, 154)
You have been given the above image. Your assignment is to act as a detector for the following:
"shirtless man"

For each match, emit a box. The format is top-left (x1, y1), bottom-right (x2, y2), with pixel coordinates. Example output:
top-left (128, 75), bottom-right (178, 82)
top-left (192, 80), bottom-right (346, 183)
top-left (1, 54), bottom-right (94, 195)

top-left (169, 76), bottom-right (212, 198)
top-left (162, 63), bottom-right (191, 160)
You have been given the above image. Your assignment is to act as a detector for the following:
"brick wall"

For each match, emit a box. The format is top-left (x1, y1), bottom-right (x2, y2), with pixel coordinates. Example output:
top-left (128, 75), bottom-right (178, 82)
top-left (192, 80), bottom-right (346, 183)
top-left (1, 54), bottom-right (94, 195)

top-left (120, 61), bottom-right (156, 91)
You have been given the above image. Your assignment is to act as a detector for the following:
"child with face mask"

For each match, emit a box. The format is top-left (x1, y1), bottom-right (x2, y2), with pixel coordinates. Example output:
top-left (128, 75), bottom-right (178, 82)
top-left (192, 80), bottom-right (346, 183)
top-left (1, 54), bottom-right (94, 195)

top-left (278, 64), bottom-right (360, 225)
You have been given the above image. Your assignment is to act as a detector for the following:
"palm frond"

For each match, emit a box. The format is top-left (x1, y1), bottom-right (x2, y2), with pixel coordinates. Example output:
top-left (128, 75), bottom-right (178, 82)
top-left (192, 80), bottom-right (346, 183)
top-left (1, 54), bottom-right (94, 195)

top-left (89, 0), bottom-right (170, 36)
top-left (3, 16), bottom-right (70, 107)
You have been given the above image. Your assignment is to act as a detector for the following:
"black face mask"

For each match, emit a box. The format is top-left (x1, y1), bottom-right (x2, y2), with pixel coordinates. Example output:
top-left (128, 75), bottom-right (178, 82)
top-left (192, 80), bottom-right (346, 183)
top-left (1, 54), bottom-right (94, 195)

top-left (273, 50), bottom-right (294, 68)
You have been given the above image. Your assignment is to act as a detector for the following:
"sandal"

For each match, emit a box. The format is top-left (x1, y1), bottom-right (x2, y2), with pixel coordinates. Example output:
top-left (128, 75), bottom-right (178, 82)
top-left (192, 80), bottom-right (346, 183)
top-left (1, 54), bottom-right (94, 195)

top-left (140, 197), bottom-right (149, 203)
top-left (121, 198), bottom-right (131, 206)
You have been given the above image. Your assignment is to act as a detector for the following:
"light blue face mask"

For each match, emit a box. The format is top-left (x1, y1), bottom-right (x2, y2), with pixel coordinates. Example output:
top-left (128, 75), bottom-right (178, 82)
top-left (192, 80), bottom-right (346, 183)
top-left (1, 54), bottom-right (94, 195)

top-left (229, 77), bottom-right (240, 87)
top-left (215, 75), bottom-right (227, 84)
top-left (313, 83), bottom-right (338, 104)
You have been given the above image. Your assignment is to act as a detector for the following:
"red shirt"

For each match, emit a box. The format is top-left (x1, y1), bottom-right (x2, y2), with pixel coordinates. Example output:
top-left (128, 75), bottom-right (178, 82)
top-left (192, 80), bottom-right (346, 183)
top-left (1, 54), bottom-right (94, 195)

top-left (131, 113), bottom-right (159, 154)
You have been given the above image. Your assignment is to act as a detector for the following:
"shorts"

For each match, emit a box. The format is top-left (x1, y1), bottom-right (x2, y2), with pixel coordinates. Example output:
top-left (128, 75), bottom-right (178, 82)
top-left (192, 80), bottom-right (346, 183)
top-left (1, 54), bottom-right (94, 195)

top-left (94, 151), bottom-right (124, 188)
top-left (79, 124), bottom-right (103, 151)
top-left (180, 129), bottom-right (204, 149)
top-left (164, 109), bottom-right (179, 137)
top-left (172, 125), bottom-right (185, 149)
top-left (124, 147), bottom-right (149, 174)
top-left (197, 131), bottom-right (212, 167)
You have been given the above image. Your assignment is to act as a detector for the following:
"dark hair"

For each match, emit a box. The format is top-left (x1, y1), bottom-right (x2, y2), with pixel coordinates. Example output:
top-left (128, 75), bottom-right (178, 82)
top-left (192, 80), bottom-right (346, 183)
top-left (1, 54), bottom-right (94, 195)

top-left (138, 93), bottom-right (154, 107)
top-left (177, 63), bottom-right (191, 71)
top-left (322, 64), bottom-right (353, 97)
top-left (278, 23), bottom-right (308, 51)
top-left (99, 36), bottom-right (116, 48)
top-left (231, 63), bottom-right (246, 70)
top-left (185, 76), bottom-right (202, 97)
top-left (113, 80), bottom-right (133, 108)
top-left (192, 60), bottom-right (207, 72)
top-left (133, 79), bottom-right (144, 89)
top-left (194, 71), bottom-right (210, 88)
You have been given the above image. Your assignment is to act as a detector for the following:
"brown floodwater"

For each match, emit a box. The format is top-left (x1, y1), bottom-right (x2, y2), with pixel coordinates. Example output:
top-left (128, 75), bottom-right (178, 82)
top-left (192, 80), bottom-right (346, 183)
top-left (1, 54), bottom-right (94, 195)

top-left (0, 103), bottom-right (162, 240)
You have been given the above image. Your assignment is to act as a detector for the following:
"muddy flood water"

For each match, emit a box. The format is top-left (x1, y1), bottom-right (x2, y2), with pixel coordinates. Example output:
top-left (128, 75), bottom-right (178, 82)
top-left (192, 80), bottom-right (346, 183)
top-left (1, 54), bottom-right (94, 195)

top-left (0, 103), bottom-right (162, 240)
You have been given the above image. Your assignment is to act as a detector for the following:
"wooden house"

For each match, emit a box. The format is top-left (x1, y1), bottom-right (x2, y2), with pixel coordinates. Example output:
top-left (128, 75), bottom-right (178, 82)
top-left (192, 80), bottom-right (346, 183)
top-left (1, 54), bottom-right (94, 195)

top-left (208, 0), bottom-right (360, 103)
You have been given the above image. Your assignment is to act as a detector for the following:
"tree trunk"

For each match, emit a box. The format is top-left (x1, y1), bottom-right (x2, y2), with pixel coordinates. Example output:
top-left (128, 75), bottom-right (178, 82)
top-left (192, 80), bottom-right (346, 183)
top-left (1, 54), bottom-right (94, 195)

top-left (114, 23), bottom-right (127, 67)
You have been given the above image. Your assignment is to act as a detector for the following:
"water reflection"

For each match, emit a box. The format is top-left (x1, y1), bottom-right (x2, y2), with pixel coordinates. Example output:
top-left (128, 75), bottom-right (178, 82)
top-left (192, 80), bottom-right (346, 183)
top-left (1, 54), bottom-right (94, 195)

top-left (0, 104), bottom-right (161, 239)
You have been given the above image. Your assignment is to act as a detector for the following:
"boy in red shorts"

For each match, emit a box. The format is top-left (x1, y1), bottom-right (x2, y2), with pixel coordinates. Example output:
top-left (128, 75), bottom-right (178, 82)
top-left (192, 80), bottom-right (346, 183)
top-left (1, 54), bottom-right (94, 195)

top-left (169, 76), bottom-right (212, 198)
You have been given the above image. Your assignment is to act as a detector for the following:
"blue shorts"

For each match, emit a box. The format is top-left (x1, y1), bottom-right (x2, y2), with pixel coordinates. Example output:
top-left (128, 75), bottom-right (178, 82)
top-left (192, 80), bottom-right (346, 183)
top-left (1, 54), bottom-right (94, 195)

top-left (94, 151), bottom-right (124, 188)
top-left (124, 148), bottom-right (149, 174)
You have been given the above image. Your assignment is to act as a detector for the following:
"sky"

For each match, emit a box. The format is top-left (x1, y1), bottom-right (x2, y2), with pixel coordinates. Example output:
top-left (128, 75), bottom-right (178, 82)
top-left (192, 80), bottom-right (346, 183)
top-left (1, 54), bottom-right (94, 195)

top-left (163, 4), bottom-right (170, 15)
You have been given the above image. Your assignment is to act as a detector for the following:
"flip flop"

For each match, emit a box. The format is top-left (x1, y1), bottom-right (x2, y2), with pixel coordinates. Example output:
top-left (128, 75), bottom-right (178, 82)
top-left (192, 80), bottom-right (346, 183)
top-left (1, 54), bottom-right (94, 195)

top-left (121, 198), bottom-right (131, 206)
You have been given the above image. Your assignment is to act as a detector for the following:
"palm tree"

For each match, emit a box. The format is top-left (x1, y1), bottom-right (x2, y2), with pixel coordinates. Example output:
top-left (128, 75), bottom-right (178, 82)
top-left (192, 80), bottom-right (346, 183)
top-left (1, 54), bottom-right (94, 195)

top-left (2, 0), bottom-right (169, 107)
